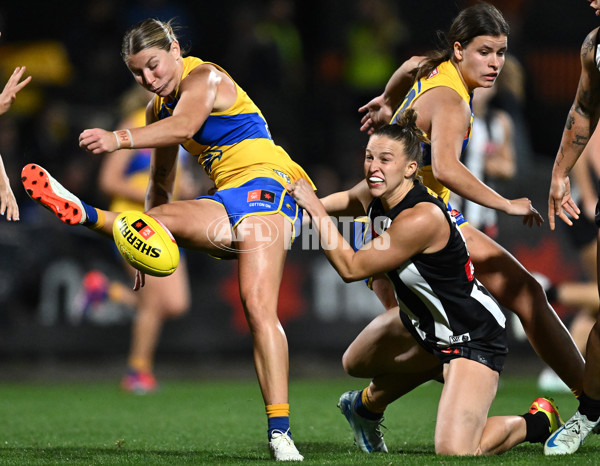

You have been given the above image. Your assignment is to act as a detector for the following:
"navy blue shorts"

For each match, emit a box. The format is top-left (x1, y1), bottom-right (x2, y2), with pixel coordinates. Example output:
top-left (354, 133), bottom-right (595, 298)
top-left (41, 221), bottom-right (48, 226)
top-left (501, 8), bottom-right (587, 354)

top-left (198, 177), bottom-right (303, 241)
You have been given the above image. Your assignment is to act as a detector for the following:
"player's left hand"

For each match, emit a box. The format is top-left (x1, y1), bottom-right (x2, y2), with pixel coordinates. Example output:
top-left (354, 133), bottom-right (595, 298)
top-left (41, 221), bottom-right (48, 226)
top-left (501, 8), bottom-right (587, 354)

top-left (79, 128), bottom-right (120, 154)
top-left (589, 0), bottom-right (600, 15)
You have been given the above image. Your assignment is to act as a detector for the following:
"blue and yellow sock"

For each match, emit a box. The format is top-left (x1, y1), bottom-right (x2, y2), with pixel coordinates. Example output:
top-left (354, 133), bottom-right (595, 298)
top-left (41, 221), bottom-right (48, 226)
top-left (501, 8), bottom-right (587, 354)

top-left (266, 403), bottom-right (291, 439)
top-left (80, 202), bottom-right (106, 231)
top-left (355, 388), bottom-right (384, 420)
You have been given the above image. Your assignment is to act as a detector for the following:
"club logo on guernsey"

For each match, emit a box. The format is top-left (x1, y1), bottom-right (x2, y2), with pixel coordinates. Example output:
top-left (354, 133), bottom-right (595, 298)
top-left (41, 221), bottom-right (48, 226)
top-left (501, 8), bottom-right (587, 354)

top-left (118, 218), bottom-right (161, 258)
top-left (200, 150), bottom-right (223, 175)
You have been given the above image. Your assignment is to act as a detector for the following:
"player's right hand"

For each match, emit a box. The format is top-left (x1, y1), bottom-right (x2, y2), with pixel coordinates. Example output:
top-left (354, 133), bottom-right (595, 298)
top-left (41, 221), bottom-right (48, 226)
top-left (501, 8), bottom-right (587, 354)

top-left (548, 174), bottom-right (580, 230)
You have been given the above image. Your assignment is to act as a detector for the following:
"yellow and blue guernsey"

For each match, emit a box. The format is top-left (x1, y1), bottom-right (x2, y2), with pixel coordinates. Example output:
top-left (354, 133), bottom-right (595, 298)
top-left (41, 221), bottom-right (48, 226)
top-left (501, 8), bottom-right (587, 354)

top-left (390, 60), bottom-right (473, 205)
top-left (153, 56), bottom-right (313, 192)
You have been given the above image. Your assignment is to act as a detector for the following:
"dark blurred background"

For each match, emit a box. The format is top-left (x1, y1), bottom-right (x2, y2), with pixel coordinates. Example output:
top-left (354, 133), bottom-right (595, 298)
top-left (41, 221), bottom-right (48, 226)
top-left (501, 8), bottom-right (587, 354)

top-left (0, 0), bottom-right (597, 380)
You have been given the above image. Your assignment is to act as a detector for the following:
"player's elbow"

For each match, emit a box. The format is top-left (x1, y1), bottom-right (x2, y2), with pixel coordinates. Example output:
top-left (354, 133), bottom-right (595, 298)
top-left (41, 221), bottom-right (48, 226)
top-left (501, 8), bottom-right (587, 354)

top-left (431, 163), bottom-right (453, 187)
top-left (338, 269), bottom-right (363, 283)
top-left (171, 115), bottom-right (201, 142)
top-left (176, 125), bottom-right (198, 142)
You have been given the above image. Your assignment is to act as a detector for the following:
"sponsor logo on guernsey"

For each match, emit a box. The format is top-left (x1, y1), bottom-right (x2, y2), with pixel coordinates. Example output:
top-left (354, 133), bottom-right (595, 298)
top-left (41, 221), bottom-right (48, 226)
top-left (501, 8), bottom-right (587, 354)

top-left (247, 190), bottom-right (275, 203)
top-left (118, 218), bottom-right (161, 258)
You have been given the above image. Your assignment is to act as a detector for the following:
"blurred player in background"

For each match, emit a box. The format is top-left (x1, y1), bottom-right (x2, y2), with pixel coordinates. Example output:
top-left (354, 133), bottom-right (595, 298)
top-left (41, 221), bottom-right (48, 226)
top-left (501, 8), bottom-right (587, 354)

top-left (288, 112), bottom-right (563, 456)
top-left (78, 85), bottom-right (201, 394)
top-left (357, 1), bottom-right (584, 401)
top-left (545, 1), bottom-right (600, 453)
top-left (22, 18), bottom-right (313, 461)
top-left (0, 34), bottom-right (31, 221)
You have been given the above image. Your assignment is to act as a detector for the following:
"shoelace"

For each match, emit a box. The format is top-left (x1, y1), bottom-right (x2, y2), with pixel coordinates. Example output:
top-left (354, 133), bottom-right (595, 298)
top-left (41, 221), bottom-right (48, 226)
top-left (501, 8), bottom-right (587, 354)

top-left (556, 421), bottom-right (583, 446)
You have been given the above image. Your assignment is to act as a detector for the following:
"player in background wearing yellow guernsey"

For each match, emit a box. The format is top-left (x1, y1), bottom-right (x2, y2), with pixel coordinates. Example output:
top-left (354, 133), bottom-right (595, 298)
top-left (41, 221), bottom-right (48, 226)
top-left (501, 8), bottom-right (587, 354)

top-left (322, 2), bottom-right (582, 453)
top-left (22, 18), bottom-right (312, 461)
top-left (88, 85), bottom-right (200, 394)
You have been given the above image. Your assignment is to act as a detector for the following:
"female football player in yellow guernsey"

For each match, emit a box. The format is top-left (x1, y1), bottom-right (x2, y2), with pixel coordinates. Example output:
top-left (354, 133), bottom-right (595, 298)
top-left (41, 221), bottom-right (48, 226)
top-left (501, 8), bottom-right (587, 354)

top-left (22, 18), bottom-right (312, 461)
top-left (321, 2), bottom-right (583, 453)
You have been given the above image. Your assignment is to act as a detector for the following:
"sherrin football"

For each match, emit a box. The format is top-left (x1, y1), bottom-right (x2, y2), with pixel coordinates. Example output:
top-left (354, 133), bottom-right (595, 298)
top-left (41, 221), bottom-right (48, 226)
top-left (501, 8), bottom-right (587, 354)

top-left (112, 211), bottom-right (179, 277)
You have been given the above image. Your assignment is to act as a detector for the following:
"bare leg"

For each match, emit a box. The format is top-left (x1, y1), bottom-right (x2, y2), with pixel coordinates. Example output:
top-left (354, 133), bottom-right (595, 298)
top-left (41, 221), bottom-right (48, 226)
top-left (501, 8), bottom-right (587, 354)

top-left (570, 311), bottom-right (597, 356)
top-left (342, 307), bottom-right (442, 409)
top-left (236, 214), bottom-right (291, 405)
top-left (462, 224), bottom-right (584, 395)
top-left (584, 319), bottom-right (600, 398)
top-left (479, 415), bottom-right (526, 455)
top-left (126, 257), bottom-right (190, 371)
top-left (582, 234), bottom-right (600, 398)
top-left (435, 358), bottom-right (499, 455)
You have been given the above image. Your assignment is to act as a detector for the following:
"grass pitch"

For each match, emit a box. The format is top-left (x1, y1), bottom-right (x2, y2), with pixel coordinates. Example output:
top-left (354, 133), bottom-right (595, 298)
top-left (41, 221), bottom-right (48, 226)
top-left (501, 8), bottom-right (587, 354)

top-left (0, 374), bottom-right (597, 464)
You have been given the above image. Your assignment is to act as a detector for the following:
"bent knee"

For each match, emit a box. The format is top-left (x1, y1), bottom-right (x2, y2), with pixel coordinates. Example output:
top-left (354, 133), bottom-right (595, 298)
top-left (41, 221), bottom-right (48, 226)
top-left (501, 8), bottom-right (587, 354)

top-left (341, 349), bottom-right (359, 376)
top-left (341, 347), bottom-right (372, 377)
top-left (435, 439), bottom-right (477, 456)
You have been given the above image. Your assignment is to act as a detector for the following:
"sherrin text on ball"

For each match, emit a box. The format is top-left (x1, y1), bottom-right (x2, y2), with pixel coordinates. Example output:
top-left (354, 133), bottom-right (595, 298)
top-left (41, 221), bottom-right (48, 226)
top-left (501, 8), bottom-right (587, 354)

top-left (113, 211), bottom-right (179, 276)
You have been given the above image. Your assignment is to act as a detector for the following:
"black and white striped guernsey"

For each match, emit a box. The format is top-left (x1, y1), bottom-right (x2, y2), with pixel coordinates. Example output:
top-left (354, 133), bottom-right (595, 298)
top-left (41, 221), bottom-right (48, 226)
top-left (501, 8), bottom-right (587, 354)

top-left (368, 181), bottom-right (506, 352)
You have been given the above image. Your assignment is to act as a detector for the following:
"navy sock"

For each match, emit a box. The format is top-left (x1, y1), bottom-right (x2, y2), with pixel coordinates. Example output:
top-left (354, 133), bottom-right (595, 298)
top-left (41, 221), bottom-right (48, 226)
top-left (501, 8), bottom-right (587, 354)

top-left (81, 201), bottom-right (97, 224)
top-left (268, 417), bottom-right (291, 439)
top-left (355, 390), bottom-right (383, 421)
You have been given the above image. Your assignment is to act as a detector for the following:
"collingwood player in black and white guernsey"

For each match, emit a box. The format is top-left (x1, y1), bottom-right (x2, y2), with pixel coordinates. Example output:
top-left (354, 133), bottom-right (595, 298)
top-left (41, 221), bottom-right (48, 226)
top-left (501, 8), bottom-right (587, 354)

top-left (288, 108), bottom-right (562, 456)
top-left (367, 173), bottom-right (507, 366)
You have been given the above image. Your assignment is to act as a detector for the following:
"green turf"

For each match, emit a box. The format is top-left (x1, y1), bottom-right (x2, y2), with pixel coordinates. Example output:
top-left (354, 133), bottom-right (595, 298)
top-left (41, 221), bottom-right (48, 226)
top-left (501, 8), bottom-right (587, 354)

top-left (0, 375), bottom-right (597, 464)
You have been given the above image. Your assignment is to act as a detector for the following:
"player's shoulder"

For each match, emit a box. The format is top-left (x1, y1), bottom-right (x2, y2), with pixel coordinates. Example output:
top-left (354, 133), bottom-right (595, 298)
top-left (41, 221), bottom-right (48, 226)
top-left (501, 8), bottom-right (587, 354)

top-left (581, 27), bottom-right (600, 57)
